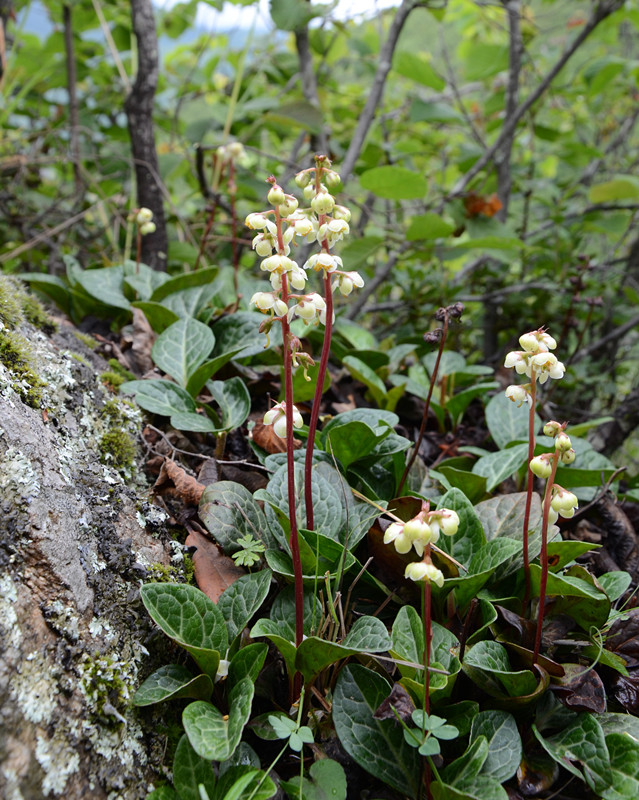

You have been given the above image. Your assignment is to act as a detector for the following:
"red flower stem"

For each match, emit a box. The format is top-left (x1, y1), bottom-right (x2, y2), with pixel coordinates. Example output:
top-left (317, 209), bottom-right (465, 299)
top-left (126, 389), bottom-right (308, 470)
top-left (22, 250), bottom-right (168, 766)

top-left (532, 450), bottom-right (559, 664)
top-left (424, 572), bottom-right (432, 800)
top-left (521, 370), bottom-right (537, 611)
top-left (275, 205), bottom-right (304, 696)
top-left (304, 161), bottom-right (332, 530)
top-left (304, 271), bottom-right (332, 530)
top-left (398, 312), bottom-right (450, 496)
top-left (136, 229), bottom-right (141, 274)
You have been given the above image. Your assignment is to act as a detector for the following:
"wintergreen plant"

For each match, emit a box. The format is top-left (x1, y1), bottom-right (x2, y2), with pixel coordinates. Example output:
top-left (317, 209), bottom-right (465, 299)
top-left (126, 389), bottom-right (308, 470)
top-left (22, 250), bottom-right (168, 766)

top-left (246, 157), bottom-right (363, 663)
top-left (128, 207), bottom-right (156, 273)
top-left (504, 328), bottom-right (566, 607)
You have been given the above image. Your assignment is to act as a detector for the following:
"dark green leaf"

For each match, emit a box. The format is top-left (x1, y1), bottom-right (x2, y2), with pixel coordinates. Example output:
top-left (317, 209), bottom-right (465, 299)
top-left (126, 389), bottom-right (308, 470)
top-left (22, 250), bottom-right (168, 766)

top-left (173, 734), bottom-right (217, 800)
top-left (360, 166), bottom-right (427, 200)
top-left (470, 710), bottom-right (522, 782)
top-left (152, 318), bottom-right (214, 388)
top-left (218, 570), bottom-right (271, 642)
top-left (121, 379), bottom-right (196, 417)
top-left (206, 377), bottom-right (251, 432)
top-left (133, 664), bottom-right (213, 706)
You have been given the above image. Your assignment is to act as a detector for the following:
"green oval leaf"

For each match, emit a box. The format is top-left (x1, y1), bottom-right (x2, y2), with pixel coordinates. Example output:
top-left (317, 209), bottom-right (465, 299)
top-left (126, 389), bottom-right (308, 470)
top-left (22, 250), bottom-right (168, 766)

top-left (152, 317), bottom-right (215, 388)
top-left (133, 664), bottom-right (214, 706)
top-left (360, 166), bottom-right (427, 200)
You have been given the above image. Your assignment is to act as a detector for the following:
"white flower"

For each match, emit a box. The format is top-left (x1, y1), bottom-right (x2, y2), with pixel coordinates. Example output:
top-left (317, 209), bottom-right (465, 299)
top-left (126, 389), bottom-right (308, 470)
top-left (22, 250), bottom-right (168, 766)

top-left (335, 271), bottom-right (364, 297)
top-left (245, 213), bottom-right (269, 230)
top-left (519, 330), bottom-right (557, 352)
top-left (139, 221), bottom-right (156, 236)
top-left (260, 254), bottom-right (296, 274)
top-left (305, 253), bottom-right (342, 273)
top-left (430, 509), bottom-right (459, 538)
top-left (289, 266), bottom-right (308, 291)
top-left (383, 522), bottom-right (412, 554)
top-left (560, 448), bottom-right (576, 465)
top-left (291, 216), bottom-right (314, 237)
top-left (505, 384), bottom-right (531, 408)
top-left (263, 402), bottom-right (303, 439)
top-left (279, 196), bottom-right (299, 217)
top-left (551, 489), bottom-right (578, 518)
top-left (555, 432), bottom-right (572, 452)
top-left (531, 352), bottom-right (565, 384)
top-left (253, 233), bottom-right (276, 257)
top-left (504, 351), bottom-right (527, 374)
top-left (288, 295), bottom-right (325, 323)
top-left (250, 292), bottom-right (288, 317)
top-left (405, 561), bottom-right (445, 587)
top-left (318, 219), bottom-right (350, 247)
top-left (333, 205), bottom-right (351, 222)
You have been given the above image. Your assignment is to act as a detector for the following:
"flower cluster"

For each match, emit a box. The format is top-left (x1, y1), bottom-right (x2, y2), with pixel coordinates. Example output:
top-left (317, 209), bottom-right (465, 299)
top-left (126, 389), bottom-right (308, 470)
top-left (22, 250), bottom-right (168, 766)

top-left (129, 207), bottom-right (156, 236)
top-left (383, 503), bottom-right (460, 587)
top-left (504, 329), bottom-right (565, 402)
top-left (215, 141), bottom-right (247, 167)
top-left (530, 422), bottom-right (578, 524)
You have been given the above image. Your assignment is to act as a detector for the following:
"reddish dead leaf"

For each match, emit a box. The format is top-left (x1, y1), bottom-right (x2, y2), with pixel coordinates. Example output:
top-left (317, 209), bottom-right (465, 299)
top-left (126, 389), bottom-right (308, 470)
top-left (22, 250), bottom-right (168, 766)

top-left (373, 683), bottom-right (415, 722)
top-left (606, 607), bottom-right (639, 667)
top-left (185, 526), bottom-right (244, 602)
top-left (464, 192), bottom-right (503, 218)
top-left (198, 458), bottom-right (219, 487)
top-left (153, 459), bottom-right (205, 505)
top-left (251, 421), bottom-right (301, 454)
top-left (551, 663), bottom-right (606, 713)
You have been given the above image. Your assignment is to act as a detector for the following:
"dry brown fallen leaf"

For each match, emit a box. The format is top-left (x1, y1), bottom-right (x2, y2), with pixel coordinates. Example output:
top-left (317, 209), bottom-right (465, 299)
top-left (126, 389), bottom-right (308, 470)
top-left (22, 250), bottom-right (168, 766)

top-left (153, 459), bottom-right (205, 505)
top-left (185, 525), bottom-right (244, 602)
top-left (251, 421), bottom-right (302, 454)
top-left (122, 307), bottom-right (156, 374)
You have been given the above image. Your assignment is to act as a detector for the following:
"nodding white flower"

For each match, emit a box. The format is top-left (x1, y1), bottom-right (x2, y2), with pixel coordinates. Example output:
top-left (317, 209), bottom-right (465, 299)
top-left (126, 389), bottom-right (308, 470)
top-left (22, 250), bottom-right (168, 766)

top-left (335, 271), bottom-right (364, 297)
top-left (383, 522), bottom-right (413, 555)
top-left (288, 294), bottom-right (325, 324)
top-left (250, 292), bottom-right (288, 317)
top-left (429, 509), bottom-right (460, 538)
top-left (318, 219), bottom-right (350, 247)
top-left (405, 561), bottom-right (445, 587)
top-left (403, 518), bottom-right (437, 546)
top-left (260, 254), bottom-right (297, 274)
top-left (504, 351), bottom-right (528, 374)
top-left (139, 221), bottom-right (156, 236)
top-left (263, 402), bottom-right (303, 439)
top-left (253, 233), bottom-right (276, 257)
top-left (290, 216), bottom-right (314, 237)
top-left (311, 191), bottom-right (336, 216)
top-left (505, 384), bottom-right (531, 408)
top-left (531, 352), bottom-right (565, 384)
top-left (551, 488), bottom-right (578, 518)
top-left (560, 448), bottom-right (576, 465)
top-left (269, 272), bottom-right (282, 292)
top-left (136, 207), bottom-right (153, 224)
top-left (530, 454), bottom-right (553, 479)
top-left (289, 266), bottom-right (308, 291)
top-left (547, 507), bottom-right (559, 526)
top-left (245, 213), bottom-right (269, 230)
top-left (305, 253), bottom-right (342, 274)
top-left (215, 658), bottom-right (230, 682)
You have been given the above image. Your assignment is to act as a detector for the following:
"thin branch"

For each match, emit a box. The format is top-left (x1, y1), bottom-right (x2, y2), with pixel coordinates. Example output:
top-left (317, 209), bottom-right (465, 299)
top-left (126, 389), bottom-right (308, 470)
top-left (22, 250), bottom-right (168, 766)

top-left (294, 11), bottom-right (329, 154)
top-left (571, 312), bottom-right (639, 364)
top-left (451, 0), bottom-right (624, 196)
top-left (440, 37), bottom-right (487, 150)
top-left (340, 0), bottom-right (427, 181)
top-left (524, 203), bottom-right (639, 241)
top-left (579, 107), bottom-right (639, 186)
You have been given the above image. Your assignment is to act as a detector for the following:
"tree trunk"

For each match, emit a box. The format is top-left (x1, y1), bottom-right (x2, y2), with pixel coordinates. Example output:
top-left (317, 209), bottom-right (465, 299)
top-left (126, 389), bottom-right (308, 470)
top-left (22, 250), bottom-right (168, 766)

top-left (125, 0), bottom-right (168, 270)
top-left (0, 313), bottom-right (175, 798)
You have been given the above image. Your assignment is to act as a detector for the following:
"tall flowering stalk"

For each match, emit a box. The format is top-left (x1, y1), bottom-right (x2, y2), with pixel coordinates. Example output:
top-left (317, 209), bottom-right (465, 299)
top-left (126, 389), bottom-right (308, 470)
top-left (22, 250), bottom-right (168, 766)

top-left (503, 329), bottom-right (565, 608)
top-left (245, 162), bottom-right (362, 659)
top-left (530, 424), bottom-right (577, 663)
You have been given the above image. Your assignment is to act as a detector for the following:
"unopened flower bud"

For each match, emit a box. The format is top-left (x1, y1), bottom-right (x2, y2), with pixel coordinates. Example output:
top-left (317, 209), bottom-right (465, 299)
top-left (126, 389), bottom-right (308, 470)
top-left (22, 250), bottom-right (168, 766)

top-left (295, 170), bottom-right (312, 188)
top-left (333, 205), bottom-right (351, 222)
top-left (530, 455), bottom-right (552, 479)
top-left (136, 207), bottom-right (153, 224)
top-left (311, 192), bottom-right (335, 216)
top-left (324, 170), bottom-right (341, 190)
top-left (555, 432), bottom-right (572, 452)
top-left (543, 421), bottom-right (562, 438)
top-left (292, 217), bottom-right (313, 236)
top-left (246, 213), bottom-right (269, 230)
top-left (267, 184), bottom-right (285, 206)
top-left (303, 184), bottom-right (317, 202)
top-left (279, 196), bottom-right (299, 217)
top-left (139, 221), bottom-right (156, 236)
top-left (560, 448), bottom-right (576, 465)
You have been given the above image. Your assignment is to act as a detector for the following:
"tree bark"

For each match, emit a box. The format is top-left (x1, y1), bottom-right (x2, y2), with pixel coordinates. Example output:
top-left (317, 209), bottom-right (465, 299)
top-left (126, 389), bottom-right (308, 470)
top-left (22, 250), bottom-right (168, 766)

top-left (125, 0), bottom-right (168, 270)
top-left (0, 317), bottom-right (175, 798)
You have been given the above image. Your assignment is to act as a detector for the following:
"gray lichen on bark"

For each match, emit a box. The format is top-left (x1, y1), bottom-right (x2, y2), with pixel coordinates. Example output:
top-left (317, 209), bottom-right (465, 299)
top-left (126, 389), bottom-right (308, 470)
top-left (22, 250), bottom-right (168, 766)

top-left (1, 314), bottom-right (176, 799)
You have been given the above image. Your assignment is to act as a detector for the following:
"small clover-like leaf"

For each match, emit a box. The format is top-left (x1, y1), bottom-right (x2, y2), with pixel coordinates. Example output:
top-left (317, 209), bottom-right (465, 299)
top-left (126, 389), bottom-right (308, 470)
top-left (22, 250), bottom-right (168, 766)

top-left (418, 738), bottom-right (441, 757)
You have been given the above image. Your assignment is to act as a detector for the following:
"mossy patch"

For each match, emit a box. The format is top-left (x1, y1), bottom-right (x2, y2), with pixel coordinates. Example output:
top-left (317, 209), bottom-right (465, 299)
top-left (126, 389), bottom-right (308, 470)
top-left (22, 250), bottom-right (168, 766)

top-left (0, 326), bottom-right (45, 407)
top-left (98, 429), bottom-right (137, 469)
top-left (0, 274), bottom-right (56, 333)
top-left (74, 331), bottom-right (98, 350)
top-left (100, 370), bottom-right (126, 391)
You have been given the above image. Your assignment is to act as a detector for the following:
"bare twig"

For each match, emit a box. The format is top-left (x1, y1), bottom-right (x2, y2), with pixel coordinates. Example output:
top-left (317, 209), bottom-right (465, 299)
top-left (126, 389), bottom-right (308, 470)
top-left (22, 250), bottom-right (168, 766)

top-left (441, 37), bottom-right (486, 150)
top-left (294, 6), bottom-right (329, 154)
top-left (340, 0), bottom-right (427, 181)
top-left (571, 312), bottom-right (639, 364)
top-left (63, 5), bottom-right (82, 195)
top-left (451, 1), bottom-right (624, 196)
